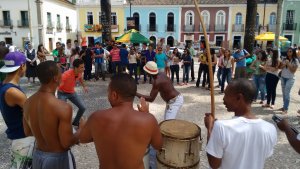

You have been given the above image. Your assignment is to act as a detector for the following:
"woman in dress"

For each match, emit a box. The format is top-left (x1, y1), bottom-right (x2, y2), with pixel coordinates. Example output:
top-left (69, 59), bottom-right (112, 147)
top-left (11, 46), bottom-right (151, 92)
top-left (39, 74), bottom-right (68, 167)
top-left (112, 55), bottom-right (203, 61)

top-left (25, 43), bottom-right (37, 83)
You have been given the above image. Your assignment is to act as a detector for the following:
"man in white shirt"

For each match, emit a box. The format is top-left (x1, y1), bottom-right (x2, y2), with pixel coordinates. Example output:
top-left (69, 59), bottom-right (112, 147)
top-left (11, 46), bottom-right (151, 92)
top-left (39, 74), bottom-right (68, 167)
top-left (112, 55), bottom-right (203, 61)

top-left (205, 79), bottom-right (277, 169)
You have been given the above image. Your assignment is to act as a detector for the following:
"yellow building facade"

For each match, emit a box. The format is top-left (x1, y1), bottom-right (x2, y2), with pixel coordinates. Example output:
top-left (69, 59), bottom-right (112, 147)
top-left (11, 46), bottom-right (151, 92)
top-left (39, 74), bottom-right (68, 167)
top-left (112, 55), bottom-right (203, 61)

top-left (77, 2), bottom-right (125, 46)
top-left (229, 3), bottom-right (277, 49)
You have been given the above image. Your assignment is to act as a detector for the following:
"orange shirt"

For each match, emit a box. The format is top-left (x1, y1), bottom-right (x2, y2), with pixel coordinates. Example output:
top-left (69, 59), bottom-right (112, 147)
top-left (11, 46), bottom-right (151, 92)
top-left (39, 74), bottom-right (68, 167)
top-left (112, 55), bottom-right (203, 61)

top-left (58, 69), bottom-right (82, 93)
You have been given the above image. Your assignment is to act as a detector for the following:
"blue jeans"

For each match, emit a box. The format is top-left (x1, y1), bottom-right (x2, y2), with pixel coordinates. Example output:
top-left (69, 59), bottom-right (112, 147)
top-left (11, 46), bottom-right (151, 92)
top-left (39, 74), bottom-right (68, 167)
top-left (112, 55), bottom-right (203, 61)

top-left (221, 68), bottom-right (232, 92)
top-left (253, 74), bottom-right (266, 101)
top-left (183, 65), bottom-right (190, 83)
top-left (57, 91), bottom-right (86, 126)
top-left (217, 66), bottom-right (223, 86)
top-left (112, 61), bottom-right (122, 75)
top-left (281, 77), bottom-right (295, 110)
top-left (128, 63), bottom-right (138, 83)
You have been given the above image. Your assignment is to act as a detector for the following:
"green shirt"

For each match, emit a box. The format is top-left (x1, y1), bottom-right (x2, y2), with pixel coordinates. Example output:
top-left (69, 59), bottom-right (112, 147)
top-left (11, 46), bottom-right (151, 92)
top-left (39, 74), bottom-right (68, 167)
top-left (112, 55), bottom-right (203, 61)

top-left (52, 49), bottom-right (59, 62)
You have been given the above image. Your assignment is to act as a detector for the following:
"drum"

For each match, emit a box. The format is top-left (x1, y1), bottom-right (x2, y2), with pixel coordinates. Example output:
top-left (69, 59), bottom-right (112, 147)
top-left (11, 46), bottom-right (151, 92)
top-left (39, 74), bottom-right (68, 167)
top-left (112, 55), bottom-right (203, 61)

top-left (143, 147), bottom-right (150, 169)
top-left (157, 119), bottom-right (202, 169)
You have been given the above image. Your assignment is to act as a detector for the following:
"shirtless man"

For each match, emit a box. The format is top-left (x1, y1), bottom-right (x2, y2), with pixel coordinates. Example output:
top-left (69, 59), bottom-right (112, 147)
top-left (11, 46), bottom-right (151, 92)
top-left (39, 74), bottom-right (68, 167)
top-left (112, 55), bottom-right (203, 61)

top-left (136, 61), bottom-right (184, 120)
top-left (23, 61), bottom-right (84, 169)
top-left (79, 73), bottom-right (162, 169)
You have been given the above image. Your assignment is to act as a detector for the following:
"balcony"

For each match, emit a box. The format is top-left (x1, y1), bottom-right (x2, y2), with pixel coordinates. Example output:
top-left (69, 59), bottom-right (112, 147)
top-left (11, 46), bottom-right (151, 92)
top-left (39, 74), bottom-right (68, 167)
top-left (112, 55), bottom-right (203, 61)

top-left (166, 24), bottom-right (176, 32)
top-left (56, 23), bottom-right (63, 31)
top-left (148, 24), bottom-right (157, 32)
top-left (215, 24), bottom-right (226, 32)
top-left (47, 22), bottom-right (54, 29)
top-left (232, 24), bottom-right (244, 32)
top-left (283, 23), bottom-right (297, 31)
top-left (17, 20), bottom-right (29, 27)
top-left (199, 24), bottom-right (209, 32)
top-left (0, 20), bottom-right (13, 27)
top-left (184, 24), bottom-right (195, 32)
top-left (267, 24), bottom-right (276, 32)
top-left (66, 24), bottom-right (72, 32)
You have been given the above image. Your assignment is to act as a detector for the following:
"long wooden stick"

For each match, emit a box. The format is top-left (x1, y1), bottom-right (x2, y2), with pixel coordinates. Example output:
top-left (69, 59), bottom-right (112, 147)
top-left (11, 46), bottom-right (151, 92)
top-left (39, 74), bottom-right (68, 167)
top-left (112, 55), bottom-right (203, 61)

top-left (193, 0), bottom-right (215, 118)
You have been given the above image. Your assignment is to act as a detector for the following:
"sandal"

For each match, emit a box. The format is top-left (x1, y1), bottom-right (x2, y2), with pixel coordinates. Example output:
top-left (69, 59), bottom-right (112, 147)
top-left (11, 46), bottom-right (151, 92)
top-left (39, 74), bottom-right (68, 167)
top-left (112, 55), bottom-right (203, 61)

top-left (281, 110), bottom-right (288, 115)
top-left (262, 104), bottom-right (270, 108)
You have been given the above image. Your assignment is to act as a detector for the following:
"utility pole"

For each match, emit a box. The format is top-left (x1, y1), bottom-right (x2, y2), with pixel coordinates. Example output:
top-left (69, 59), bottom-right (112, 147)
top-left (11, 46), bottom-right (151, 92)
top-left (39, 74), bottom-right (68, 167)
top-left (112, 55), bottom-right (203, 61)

top-left (275, 0), bottom-right (284, 51)
top-left (28, 0), bottom-right (33, 42)
top-left (101, 0), bottom-right (112, 42)
top-left (36, 0), bottom-right (44, 45)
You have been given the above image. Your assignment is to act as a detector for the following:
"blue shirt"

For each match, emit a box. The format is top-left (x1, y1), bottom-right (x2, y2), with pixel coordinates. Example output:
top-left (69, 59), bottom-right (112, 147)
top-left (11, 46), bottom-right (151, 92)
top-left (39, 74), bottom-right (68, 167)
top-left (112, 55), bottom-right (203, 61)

top-left (233, 50), bottom-right (246, 67)
top-left (0, 83), bottom-right (26, 140)
top-left (155, 53), bottom-right (167, 69)
top-left (94, 48), bottom-right (104, 63)
top-left (120, 48), bottom-right (129, 65)
top-left (145, 50), bottom-right (156, 62)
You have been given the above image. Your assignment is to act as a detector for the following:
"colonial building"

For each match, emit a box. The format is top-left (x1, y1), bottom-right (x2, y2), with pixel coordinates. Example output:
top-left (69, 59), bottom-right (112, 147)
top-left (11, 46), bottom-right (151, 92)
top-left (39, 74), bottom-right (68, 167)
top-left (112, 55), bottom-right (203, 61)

top-left (0, 0), bottom-right (77, 51)
top-left (76, 0), bottom-right (125, 46)
top-left (281, 0), bottom-right (300, 45)
top-left (125, 1), bottom-right (181, 47)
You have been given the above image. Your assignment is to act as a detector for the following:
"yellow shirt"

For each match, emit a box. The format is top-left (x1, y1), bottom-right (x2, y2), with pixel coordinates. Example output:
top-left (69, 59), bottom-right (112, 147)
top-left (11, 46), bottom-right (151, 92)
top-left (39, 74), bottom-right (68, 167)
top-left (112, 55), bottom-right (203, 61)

top-left (199, 54), bottom-right (207, 64)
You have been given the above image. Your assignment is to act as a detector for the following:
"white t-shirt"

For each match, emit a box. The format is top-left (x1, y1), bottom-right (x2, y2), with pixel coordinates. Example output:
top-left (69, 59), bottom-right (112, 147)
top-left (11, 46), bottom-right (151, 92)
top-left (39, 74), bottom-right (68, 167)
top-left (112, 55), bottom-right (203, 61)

top-left (206, 116), bottom-right (277, 169)
top-left (128, 54), bottom-right (137, 64)
top-left (281, 58), bottom-right (299, 79)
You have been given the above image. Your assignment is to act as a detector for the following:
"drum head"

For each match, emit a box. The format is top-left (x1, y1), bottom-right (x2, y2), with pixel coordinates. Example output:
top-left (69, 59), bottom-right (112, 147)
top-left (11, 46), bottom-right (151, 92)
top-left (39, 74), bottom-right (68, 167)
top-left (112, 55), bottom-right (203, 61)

top-left (159, 119), bottom-right (200, 140)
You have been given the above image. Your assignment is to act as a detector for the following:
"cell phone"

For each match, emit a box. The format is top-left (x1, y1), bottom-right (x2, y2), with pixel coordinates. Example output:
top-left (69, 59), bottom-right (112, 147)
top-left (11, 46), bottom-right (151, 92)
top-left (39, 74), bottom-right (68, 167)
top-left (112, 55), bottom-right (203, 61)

top-left (272, 115), bottom-right (282, 123)
top-left (272, 115), bottom-right (299, 134)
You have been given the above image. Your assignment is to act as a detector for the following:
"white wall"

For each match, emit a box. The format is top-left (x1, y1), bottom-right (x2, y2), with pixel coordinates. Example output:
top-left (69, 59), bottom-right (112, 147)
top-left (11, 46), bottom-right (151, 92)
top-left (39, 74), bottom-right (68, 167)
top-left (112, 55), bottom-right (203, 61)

top-left (43, 0), bottom-right (77, 51)
top-left (0, 0), bottom-right (39, 49)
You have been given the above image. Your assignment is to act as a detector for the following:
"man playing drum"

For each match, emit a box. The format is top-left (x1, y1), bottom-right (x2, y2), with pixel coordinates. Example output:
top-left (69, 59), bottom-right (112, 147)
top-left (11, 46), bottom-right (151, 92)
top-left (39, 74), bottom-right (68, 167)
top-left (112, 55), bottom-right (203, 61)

top-left (136, 61), bottom-right (184, 120)
top-left (79, 73), bottom-right (162, 169)
top-left (204, 79), bottom-right (277, 169)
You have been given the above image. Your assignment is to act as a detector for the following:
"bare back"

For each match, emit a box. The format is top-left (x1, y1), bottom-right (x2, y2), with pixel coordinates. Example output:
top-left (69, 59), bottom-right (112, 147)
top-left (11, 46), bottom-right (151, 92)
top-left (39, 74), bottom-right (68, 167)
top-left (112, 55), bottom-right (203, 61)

top-left (24, 92), bottom-right (73, 152)
top-left (82, 106), bottom-right (162, 169)
top-left (155, 73), bottom-right (180, 102)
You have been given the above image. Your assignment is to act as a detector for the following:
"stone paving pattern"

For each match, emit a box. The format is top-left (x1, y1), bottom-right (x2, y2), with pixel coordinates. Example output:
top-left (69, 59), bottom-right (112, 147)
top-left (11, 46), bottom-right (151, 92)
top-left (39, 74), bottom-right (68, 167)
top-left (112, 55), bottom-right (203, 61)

top-left (0, 65), bottom-right (299, 169)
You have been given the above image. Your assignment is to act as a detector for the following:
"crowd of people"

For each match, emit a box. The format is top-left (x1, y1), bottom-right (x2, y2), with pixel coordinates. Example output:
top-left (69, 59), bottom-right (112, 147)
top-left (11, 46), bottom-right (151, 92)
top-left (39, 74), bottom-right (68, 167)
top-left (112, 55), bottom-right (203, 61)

top-left (0, 39), bottom-right (300, 169)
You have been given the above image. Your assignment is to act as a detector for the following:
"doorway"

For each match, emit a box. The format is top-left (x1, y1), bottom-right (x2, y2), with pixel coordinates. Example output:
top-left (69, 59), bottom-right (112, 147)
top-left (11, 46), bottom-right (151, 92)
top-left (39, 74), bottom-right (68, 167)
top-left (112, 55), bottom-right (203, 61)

top-left (233, 36), bottom-right (241, 49)
top-left (88, 37), bottom-right (95, 47)
top-left (215, 36), bottom-right (224, 47)
top-left (149, 36), bottom-right (156, 48)
top-left (5, 38), bottom-right (12, 45)
top-left (167, 36), bottom-right (174, 47)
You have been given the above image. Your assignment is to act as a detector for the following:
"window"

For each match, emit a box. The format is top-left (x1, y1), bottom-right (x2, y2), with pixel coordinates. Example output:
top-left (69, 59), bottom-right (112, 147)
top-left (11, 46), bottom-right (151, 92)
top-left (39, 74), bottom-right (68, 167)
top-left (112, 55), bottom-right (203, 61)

top-left (167, 12), bottom-right (174, 31)
top-left (20, 11), bottom-right (29, 26)
top-left (66, 16), bottom-right (70, 29)
top-left (269, 12), bottom-right (276, 25)
top-left (111, 12), bottom-right (117, 25)
top-left (215, 36), bottom-right (224, 47)
top-left (185, 11), bottom-right (194, 25)
top-left (87, 12), bottom-right (93, 24)
top-left (256, 13), bottom-right (260, 27)
top-left (98, 12), bottom-right (101, 24)
top-left (235, 13), bottom-right (242, 25)
top-left (201, 11), bottom-right (209, 25)
top-left (47, 12), bottom-right (52, 26)
top-left (216, 11), bottom-right (225, 25)
top-left (57, 15), bottom-right (60, 24)
top-left (286, 10), bottom-right (294, 24)
top-left (133, 13), bottom-right (140, 30)
top-left (149, 12), bottom-right (156, 31)
top-left (3, 11), bottom-right (11, 26)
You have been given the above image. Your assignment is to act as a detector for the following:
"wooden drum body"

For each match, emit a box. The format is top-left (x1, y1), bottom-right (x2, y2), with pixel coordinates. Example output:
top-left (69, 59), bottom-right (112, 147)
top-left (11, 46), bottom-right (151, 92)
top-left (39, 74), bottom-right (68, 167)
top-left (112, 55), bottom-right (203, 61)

top-left (157, 120), bottom-right (202, 169)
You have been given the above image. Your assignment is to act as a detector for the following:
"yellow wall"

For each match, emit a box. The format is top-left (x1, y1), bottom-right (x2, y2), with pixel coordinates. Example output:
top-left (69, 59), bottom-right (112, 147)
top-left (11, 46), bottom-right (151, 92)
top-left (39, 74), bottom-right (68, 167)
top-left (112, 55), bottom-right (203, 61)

top-left (78, 6), bottom-right (125, 41)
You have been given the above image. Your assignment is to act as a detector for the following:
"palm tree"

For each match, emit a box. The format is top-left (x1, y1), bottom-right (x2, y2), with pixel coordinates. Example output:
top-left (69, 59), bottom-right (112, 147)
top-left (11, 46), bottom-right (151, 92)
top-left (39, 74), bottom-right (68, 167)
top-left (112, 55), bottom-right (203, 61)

top-left (244, 0), bottom-right (257, 55)
top-left (101, 0), bottom-right (112, 41)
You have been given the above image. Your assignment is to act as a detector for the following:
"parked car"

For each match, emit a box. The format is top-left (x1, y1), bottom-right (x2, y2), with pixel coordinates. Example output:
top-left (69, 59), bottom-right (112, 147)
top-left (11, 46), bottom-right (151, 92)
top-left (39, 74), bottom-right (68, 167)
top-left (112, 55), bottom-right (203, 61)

top-left (170, 47), bottom-right (184, 55)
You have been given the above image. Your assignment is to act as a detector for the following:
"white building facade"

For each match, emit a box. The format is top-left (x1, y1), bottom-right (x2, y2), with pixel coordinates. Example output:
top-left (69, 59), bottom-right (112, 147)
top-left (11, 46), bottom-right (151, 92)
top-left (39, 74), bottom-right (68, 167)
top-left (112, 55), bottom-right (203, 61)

top-left (0, 0), bottom-right (78, 51)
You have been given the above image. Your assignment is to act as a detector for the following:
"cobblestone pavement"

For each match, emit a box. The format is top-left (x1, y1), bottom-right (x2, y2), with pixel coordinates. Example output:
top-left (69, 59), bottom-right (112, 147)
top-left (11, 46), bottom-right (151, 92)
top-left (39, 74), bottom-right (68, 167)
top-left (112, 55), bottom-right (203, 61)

top-left (0, 64), bottom-right (299, 169)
